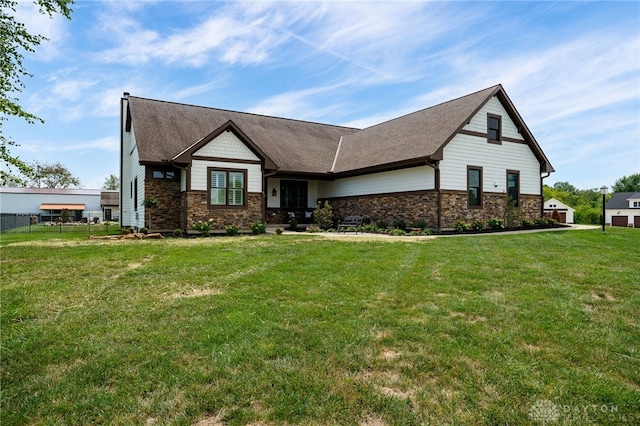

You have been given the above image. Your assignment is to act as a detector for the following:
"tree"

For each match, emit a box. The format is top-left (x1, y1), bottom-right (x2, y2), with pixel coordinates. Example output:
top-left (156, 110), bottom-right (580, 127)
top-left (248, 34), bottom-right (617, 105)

top-left (612, 173), bottom-right (640, 193)
top-left (103, 174), bottom-right (119, 190)
top-left (0, 0), bottom-right (74, 185)
top-left (28, 160), bottom-right (80, 188)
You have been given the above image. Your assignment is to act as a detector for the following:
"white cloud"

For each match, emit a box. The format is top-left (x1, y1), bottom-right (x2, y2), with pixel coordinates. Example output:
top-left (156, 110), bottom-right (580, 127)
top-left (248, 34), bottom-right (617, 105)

top-left (14, 0), bottom-right (70, 61)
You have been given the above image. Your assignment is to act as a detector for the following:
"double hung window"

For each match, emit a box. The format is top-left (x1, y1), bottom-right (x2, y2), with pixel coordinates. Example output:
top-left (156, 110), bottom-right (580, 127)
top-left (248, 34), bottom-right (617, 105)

top-left (209, 169), bottom-right (246, 207)
top-left (488, 114), bottom-right (502, 143)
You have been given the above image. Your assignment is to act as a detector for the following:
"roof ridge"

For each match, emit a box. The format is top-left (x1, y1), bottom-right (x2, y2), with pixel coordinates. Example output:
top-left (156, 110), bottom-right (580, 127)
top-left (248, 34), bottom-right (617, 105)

top-left (127, 95), bottom-right (360, 132)
top-left (354, 84), bottom-right (501, 132)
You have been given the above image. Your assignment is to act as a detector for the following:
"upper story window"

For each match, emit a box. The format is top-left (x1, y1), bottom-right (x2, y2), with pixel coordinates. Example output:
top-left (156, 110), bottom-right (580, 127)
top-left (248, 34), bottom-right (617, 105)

top-left (488, 114), bottom-right (502, 143)
top-left (467, 166), bottom-right (482, 208)
top-left (208, 168), bottom-right (246, 208)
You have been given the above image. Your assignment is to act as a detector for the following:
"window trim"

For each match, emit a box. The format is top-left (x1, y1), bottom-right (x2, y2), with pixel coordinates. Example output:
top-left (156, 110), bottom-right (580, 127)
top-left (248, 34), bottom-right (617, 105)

top-left (207, 167), bottom-right (247, 209)
top-left (133, 178), bottom-right (138, 211)
top-left (507, 170), bottom-right (520, 207)
top-left (487, 113), bottom-right (502, 144)
top-left (467, 166), bottom-right (483, 209)
top-left (280, 179), bottom-right (309, 209)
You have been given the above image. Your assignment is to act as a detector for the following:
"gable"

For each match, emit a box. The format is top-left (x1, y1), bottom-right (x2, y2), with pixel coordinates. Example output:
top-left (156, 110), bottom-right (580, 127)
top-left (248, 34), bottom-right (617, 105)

top-left (463, 96), bottom-right (524, 141)
top-left (193, 129), bottom-right (260, 161)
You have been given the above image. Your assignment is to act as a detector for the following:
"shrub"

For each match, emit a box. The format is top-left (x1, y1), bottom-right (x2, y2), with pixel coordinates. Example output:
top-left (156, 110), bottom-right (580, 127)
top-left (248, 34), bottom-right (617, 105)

top-left (388, 228), bottom-right (406, 236)
top-left (521, 219), bottom-right (535, 228)
top-left (226, 225), bottom-right (239, 236)
top-left (313, 201), bottom-right (333, 230)
top-left (172, 229), bottom-right (183, 237)
top-left (289, 218), bottom-right (298, 231)
top-left (275, 228), bottom-right (283, 235)
top-left (376, 220), bottom-right (387, 229)
top-left (412, 219), bottom-right (427, 230)
top-left (251, 221), bottom-right (267, 235)
top-left (470, 220), bottom-right (485, 230)
top-left (535, 217), bottom-right (557, 228)
top-left (421, 229), bottom-right (433, 236)
top-left (551, 209), bottom-right (562, 223)
top-left (453, 220), bottom-right (470, 232)
top-left (139, 227), bottom-right (148, 234)
top-left (392, 219), bottom-right (407, 230)
top-left (488, 218), bottom-right (505, 230)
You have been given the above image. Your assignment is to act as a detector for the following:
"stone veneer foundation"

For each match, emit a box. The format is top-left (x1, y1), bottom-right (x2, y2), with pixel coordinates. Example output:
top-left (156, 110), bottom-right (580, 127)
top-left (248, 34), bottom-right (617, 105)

top-left (322, 191), bottom-right (439, 228)
top-left (181, 191), bottom-right (263, 230)
top-left (321, 190), bottom-right (542, 229)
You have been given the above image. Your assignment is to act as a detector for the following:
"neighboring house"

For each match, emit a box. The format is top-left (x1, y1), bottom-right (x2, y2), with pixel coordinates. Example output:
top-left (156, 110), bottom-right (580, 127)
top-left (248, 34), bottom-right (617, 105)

top-left (543, 198), bottom-right (575, 223)
top-left (0, 187), bottom-right (119, 222)
top-left (605, 192), bottom-right (640, 228)
top-left (120, 84), bottom-right (554, 231)
top-left (100, 191), bottom-right (120, 221)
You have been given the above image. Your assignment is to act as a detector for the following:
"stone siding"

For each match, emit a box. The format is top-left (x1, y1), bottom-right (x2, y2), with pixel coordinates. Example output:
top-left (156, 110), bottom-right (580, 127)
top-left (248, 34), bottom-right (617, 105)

top-left (144, 178), bottom-right (181, 230)
top-left (440, 191), bottom-right (542, 228)
top-left (182, 191), bottom-right (263, 230)
top-left (322, 191), bottom-right (439, 228)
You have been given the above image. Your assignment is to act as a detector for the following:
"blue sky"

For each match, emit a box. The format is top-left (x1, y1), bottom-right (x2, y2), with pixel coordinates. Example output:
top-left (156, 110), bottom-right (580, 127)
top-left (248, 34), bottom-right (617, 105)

top-left (4, 0), bottom-right (639, 190)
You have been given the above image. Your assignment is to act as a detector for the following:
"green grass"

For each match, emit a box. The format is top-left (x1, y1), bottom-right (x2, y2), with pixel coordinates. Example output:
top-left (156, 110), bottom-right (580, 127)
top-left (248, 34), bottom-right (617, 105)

top-left (1, 228), bottom-right (639, 425)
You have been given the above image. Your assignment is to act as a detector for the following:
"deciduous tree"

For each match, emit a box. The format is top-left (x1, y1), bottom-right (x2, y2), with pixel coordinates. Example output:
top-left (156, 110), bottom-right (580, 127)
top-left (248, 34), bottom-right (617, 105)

top-left (612, 173), bottom-right (640, 193)
top-left (0, 0), bottom-right (73, 185)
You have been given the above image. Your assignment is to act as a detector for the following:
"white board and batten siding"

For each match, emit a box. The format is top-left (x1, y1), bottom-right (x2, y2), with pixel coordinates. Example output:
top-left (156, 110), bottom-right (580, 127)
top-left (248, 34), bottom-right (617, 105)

top-left (440, 97), bottom-right (540, 195)
top-left (190, 132), bottom-right (262, 193)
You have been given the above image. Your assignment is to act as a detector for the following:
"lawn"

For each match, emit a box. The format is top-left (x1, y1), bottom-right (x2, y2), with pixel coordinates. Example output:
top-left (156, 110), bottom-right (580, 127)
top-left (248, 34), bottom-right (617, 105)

top-left (1, 228), bottom-right (639, 425)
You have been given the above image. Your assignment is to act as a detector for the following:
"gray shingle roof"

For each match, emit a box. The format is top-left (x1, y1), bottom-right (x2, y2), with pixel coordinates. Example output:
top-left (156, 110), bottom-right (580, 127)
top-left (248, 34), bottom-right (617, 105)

top-left (126, 84), bottom-right (553, 176)
top-left (606, 192), bottom-right (640, 209)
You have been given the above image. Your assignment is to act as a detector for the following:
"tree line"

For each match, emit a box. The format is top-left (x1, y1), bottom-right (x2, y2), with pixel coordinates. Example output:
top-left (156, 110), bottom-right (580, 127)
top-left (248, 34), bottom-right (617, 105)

top-left (544, 174), bottom-right (640, 224)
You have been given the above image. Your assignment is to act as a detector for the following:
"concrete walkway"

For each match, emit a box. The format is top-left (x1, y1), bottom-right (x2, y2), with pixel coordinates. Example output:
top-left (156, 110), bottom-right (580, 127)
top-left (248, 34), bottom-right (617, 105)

top-left (267, 223), bottom-right (599, 239)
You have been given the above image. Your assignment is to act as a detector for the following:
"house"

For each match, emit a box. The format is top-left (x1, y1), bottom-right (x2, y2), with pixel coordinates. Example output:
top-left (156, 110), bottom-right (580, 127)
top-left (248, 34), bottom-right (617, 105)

top-left (0, 187), bottom-right (119, 230)
top-left (119, 84), bottom-right (554, 231)
top-left (543, 198), bottom-right (575, 223)
top-left (605, 192), bottom-right (640, 228)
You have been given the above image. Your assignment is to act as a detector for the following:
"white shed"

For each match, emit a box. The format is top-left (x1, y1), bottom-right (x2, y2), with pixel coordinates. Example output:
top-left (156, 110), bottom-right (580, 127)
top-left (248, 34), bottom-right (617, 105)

top-left (543, 198), bottom-right (575, 223)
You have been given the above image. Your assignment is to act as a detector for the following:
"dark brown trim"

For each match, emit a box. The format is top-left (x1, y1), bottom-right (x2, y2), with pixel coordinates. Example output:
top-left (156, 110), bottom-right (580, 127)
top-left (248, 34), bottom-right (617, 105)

top-left (458, 129), bottom-right (525, 145)
top-left (467, 165), bottom-right (483, 209)
top-left (192, 155), bottom-right (262, 165)
top-left (506, 169), bottom-right (520, 207)
top-left (330, 157), bottom-right (432, 179)
top-left (434, 160), bottom-right (441, 230)
top-left (146, 166), bottom-right (180, 181)
top-left (458, 129), bottom-right (486, 139)
top-left (503, 136), bottom-right (526, 144)
top-left (206, 167), bottom-right (248, 210)
top-left (174, 121), bottom-right (277, 170)
top-left (487, 113), bottom-right (502, 144)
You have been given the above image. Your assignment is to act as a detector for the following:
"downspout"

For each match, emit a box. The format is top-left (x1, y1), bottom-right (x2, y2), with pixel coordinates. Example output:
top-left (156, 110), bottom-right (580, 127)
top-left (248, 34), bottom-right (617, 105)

top-left (541, 171), bottom-right (551, 218)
